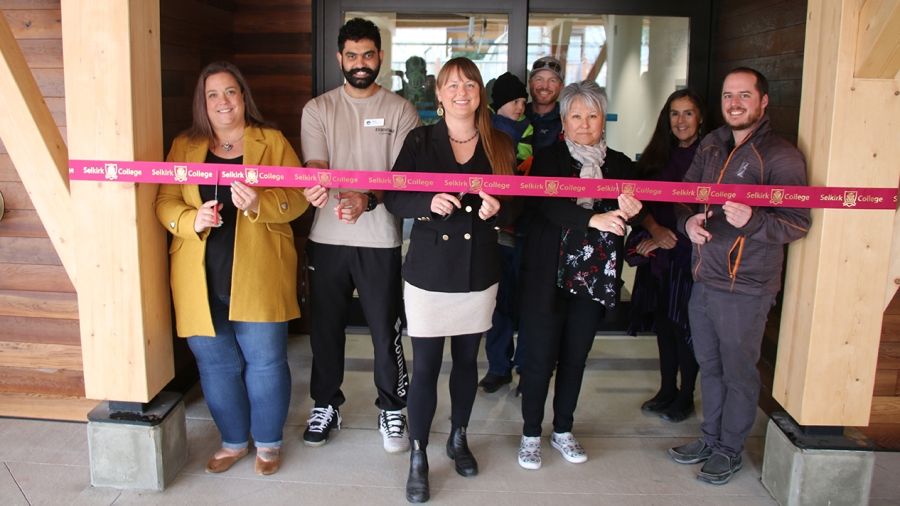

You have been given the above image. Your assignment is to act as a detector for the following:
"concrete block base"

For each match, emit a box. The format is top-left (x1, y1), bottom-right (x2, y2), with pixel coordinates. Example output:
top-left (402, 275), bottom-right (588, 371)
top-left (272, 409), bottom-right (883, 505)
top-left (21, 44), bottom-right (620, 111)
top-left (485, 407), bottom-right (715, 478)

top-left (87, 394), bottom-right (187, 490)
top-left (761, 418), bottom-right (874, 506)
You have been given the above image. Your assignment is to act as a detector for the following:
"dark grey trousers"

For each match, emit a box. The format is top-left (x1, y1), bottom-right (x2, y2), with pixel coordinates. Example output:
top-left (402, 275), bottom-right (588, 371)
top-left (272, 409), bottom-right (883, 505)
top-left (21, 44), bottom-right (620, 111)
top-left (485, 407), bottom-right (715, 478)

top-left (689, 282), bottom-right (775, 457)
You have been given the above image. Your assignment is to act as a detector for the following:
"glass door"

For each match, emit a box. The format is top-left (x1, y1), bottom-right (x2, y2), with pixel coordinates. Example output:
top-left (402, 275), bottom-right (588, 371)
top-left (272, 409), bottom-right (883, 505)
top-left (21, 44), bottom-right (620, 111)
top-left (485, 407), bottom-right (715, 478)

top-left (345, 11), bottom-right (513, 125)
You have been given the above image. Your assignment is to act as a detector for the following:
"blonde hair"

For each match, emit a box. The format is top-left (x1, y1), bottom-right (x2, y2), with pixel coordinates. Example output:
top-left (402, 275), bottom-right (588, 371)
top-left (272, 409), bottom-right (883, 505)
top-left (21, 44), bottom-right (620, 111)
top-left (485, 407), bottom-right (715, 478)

top-left (436, 58), bottom-right (515, 176)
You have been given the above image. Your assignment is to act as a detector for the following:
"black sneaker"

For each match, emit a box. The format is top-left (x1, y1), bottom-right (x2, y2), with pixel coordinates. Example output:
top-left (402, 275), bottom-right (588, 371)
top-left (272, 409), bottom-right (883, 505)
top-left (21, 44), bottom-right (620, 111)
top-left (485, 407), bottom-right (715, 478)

top-left (697, 452), bottom-right (743, 485)
top-left (478, 372), bottom-right (512, 393)
top-left (668, 438), bottom-right (713, 464)
top-left (303, 405), bottom-right (341, 447)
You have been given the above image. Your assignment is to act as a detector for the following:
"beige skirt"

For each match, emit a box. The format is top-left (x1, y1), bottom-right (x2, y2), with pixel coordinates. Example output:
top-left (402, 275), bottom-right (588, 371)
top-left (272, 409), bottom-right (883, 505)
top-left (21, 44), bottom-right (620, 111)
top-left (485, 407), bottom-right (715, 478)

top-left (403, 281), bottom-right (498, 338)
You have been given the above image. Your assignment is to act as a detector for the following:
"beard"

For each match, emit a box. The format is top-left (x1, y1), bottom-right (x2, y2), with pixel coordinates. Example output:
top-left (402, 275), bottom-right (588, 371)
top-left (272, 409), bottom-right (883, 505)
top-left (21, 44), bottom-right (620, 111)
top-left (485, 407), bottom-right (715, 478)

top-left (343, 65), bottom-right (379, 89)
top-left (725, 106), bottom-right (763, 131)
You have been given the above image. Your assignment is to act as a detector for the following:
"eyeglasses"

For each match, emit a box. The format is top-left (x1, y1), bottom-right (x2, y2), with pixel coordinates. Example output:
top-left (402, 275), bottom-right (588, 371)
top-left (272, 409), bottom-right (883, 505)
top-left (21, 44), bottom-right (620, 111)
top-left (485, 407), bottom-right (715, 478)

top-left (532, 59), bottom-right (562, 74)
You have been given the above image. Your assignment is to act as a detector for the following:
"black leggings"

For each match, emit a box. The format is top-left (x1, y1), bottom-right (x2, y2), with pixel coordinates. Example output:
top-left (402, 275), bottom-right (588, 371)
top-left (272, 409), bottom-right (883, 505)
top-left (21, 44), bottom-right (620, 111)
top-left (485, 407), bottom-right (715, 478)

top-left (407, 333), bottom-right (481, 445)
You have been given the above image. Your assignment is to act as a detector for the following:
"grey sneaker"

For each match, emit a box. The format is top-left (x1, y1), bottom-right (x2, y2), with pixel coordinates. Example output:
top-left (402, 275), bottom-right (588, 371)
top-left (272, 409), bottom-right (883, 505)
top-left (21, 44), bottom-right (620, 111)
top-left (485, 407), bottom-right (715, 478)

top-left (697, 452), bottom-right (743, 485)
top-left (517, 436), bottom-right (542, 470)
top-left (379, 409), bottom-right (409, 453)
top-left (668, 438), bottom-right (713, 464)
top-left (550, 432), bottom-right (587, 464)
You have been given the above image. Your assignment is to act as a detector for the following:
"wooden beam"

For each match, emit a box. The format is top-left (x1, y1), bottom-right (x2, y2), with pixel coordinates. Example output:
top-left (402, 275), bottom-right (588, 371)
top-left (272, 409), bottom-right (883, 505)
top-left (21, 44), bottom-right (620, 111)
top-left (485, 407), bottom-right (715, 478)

top-left (0, 392), bottom-right (95, 421)
top-left (855, 0), bottom-right (900, 78)
top-left (0, 10), bottom-right (74, 283)
top-left (775, 0), bottom-right (900, 426)
top-left (62, 0), bottom-right (173, 402)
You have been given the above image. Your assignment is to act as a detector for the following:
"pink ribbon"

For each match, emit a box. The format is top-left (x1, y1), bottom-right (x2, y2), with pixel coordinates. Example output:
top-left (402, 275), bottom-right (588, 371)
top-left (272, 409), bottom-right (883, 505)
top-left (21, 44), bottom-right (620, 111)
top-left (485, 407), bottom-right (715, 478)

top-left (68, 159), bottom-right (898, 210)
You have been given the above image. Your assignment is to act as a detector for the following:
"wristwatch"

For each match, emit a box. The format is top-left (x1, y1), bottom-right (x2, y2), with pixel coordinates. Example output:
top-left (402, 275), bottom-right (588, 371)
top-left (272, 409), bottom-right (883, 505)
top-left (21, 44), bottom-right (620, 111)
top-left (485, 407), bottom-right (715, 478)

top-left (365, 191), bottom-right (378, 212)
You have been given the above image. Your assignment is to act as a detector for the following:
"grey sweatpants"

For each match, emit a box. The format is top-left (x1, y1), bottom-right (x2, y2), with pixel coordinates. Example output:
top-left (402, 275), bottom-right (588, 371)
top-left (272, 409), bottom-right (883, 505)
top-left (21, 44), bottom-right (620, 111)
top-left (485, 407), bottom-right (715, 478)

top-left (689, 282), bottom-right (776, 457)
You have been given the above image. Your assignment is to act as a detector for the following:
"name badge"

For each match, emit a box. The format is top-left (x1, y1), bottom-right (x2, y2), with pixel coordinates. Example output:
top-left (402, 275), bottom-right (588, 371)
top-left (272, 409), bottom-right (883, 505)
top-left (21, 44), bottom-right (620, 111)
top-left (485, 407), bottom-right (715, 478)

top-left (364, 118), bottom-right (385, 127)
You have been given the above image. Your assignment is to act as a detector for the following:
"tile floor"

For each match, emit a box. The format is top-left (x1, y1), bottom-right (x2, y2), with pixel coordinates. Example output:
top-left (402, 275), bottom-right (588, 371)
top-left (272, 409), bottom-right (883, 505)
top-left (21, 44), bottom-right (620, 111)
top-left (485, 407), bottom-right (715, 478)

top-left (1, 334), bottom-right (899, 505)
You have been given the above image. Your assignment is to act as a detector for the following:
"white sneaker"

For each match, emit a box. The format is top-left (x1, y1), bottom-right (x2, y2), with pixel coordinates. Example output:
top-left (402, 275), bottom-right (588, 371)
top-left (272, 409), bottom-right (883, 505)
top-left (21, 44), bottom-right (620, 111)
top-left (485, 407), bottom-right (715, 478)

top-left (379, 410), bottom-right (409, 453)
top-left (517, 436), bottom-right (542, 470)
top-left (551, 432), bottom-right (587, 464)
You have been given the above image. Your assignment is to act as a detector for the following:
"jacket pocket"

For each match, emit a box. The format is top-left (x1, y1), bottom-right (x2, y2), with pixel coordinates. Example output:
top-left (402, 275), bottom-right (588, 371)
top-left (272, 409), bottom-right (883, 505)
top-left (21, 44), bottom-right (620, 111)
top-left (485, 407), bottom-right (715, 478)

top-left (265, 222), bottom-right (294, 259)
top-left (265, 222), bottom-right (293, 238)
top-left (168, 237), bottom-right (183, 254)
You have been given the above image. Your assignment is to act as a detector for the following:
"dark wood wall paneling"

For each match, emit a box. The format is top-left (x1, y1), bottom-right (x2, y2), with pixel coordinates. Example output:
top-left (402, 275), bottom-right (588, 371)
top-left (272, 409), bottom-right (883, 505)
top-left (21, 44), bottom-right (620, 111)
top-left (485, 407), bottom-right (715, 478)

top-left (864, 293), bottom-right (900, 447)
top-left (160, 0), bottom-right (237, 151)
top-left (232, 0), bottom-right (313, 152)
top-left (0, 1), bottom-right (83, 405)
top-left (709, 0), bottom-right (807, 146)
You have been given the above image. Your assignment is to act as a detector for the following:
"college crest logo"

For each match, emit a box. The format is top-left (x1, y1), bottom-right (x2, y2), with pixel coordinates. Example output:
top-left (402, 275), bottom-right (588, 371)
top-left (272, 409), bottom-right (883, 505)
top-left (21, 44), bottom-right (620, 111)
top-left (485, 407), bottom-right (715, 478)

top-left (174, 165), bottom-right (188, 183)
top-left (621, 182), bottom-right (636, 196)
top-left (770, 188), bottom-right (784, 205)
top-left (245, 168), bottom-right (259, 185)
top-left (843, 190), bottom-right (858, 208)
top-left (697, 186), bottom-right (711, 202)
top-left (104, 163), bottom-right (118, 181)
top-left (317, 172), bottom-right (331, 187)
top-left (545, 180), bottom-right (559, 196)
top-left (392, 174), bottom-right (407, 189)
top-left (468, 177), bottom-right (483, 193)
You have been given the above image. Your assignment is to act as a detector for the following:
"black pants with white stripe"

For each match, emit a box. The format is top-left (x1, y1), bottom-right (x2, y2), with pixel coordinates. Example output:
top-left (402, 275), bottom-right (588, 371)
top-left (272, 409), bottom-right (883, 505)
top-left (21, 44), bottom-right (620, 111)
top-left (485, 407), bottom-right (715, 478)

top-left (306, 241), bottom-right (408, 411)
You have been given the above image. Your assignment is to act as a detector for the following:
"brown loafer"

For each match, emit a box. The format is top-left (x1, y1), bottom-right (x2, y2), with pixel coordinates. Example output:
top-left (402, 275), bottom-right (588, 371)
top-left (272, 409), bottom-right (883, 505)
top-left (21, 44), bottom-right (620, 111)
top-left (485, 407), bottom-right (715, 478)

top-left (255, 447), bottom-right (281, 476)
top-left (205, 447), bottom-right (249, 473)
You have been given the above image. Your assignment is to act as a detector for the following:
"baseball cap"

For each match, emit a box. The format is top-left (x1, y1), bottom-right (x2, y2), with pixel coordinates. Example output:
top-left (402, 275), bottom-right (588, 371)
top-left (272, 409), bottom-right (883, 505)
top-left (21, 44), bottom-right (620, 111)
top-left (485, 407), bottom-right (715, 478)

top-left (529, 56), bottom-right (563, 81)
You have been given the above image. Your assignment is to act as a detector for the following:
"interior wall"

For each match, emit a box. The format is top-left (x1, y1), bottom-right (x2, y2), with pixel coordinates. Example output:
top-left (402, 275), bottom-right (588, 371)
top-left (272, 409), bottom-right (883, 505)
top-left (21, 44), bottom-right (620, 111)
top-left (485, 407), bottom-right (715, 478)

top-left (708, 0), bottom-right (807, 144)
top-left (232, 0), bottom-right (313, 153)
top-left (160, 0), bottom-right (236, 152)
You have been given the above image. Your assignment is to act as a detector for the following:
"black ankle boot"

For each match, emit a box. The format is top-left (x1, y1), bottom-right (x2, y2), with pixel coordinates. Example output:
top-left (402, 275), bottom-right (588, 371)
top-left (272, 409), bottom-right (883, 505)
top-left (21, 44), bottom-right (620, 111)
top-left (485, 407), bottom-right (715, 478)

top-left (406, 440), bottom-right (429, 503)
top-left (445, 426), bottom-right (478, 477)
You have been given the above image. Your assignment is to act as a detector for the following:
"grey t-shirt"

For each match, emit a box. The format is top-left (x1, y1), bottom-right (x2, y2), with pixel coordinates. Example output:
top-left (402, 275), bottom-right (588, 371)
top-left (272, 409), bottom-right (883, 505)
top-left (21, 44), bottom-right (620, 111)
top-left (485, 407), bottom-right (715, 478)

top-left (301, 85), bottom-right (419, 248)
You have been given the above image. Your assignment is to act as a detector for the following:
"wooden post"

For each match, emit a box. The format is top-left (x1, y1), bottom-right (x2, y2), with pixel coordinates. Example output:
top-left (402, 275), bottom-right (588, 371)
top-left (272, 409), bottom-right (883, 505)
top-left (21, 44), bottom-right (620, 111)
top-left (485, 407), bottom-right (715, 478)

top-left (774, 0), bottom-right (900, 426)
top-left (62, 0), bottom-right (173, 402)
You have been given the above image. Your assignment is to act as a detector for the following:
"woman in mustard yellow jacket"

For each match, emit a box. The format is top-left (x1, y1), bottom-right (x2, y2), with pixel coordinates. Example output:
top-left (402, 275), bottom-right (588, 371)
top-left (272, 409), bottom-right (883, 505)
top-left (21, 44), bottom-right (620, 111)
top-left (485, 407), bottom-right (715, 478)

top-left (155, 61), bottom-right (308, 476)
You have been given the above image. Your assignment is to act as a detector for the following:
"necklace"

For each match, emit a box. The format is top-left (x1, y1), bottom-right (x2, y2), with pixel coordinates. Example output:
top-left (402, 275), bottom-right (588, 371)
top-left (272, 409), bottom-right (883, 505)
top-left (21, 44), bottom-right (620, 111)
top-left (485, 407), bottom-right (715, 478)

top-left (448, 129), bottom-right (479, 144)
top-left (219, 133), bottom-right (243, 152)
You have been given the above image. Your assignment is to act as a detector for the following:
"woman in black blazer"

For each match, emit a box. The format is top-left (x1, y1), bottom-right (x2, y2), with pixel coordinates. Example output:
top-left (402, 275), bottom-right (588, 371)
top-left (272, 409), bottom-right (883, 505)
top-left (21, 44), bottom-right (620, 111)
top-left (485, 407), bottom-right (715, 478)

top-left (516, 80), bottom-right (643, 471)
top-left (384, 57), bottom-right (515, 503)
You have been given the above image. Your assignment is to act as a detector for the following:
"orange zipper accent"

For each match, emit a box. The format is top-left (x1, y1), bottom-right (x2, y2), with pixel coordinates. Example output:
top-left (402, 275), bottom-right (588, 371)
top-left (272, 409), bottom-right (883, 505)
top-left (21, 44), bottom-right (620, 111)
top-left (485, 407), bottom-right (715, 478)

top-left (727, 235), bottom-right (746, 291)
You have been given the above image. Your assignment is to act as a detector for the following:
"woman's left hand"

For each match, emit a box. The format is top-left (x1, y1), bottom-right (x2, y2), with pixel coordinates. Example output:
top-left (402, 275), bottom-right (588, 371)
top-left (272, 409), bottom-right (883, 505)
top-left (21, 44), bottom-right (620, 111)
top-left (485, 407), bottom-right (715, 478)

top-left (636, 238), bottom-right (659, 256)
top-left (478, 191), bottom-right (500, 220)
top-left (617, 194), bottom-right (642, 219)
top-left (231, 181), bottom-right (260, 215)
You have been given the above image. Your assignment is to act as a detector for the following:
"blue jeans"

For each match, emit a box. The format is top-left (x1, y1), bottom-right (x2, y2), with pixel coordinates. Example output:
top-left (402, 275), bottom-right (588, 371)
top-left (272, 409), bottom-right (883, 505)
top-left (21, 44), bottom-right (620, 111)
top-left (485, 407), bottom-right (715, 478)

top-left (484, 240), bottom-right (523, 376)
top-left (187, 294), bottom-right (291, 449)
